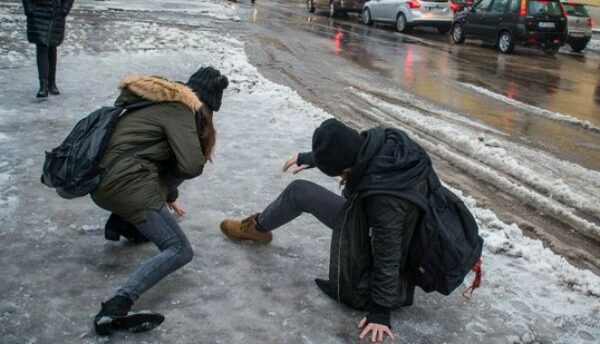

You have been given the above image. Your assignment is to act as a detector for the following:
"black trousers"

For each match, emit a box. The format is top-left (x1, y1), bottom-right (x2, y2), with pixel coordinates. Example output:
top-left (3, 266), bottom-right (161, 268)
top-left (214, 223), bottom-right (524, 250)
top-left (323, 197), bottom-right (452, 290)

top-left (36, 44), bottom-right (57, 83)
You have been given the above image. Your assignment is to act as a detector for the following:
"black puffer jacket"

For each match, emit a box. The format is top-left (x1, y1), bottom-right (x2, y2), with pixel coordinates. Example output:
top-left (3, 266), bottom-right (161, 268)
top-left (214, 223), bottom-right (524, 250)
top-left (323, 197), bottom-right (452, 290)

top-left (326, 128), bottom-right (434, 324)
top-left (22, 0), bottom-right (74, 46)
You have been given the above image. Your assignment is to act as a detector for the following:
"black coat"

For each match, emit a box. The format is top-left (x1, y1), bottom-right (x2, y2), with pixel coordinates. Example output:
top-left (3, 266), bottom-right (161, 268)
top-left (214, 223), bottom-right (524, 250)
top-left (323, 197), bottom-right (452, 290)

top-left (328, 128), bottom-right (432, 310)
top-left (22, 0), bottom-right (74, 46)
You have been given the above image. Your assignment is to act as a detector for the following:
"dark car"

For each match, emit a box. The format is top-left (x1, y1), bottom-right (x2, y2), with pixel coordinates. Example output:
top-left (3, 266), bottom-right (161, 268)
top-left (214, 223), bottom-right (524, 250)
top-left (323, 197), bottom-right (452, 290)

top-left (451, 0), bottom-right (568, 55)
top-left (307, 0), bottom-right (369, 17)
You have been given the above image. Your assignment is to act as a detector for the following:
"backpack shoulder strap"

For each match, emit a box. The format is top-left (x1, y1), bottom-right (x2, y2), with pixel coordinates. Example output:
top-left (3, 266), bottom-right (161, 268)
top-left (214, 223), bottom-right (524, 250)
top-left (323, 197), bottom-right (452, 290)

top-left (121, 101), bottom-right (157, 112)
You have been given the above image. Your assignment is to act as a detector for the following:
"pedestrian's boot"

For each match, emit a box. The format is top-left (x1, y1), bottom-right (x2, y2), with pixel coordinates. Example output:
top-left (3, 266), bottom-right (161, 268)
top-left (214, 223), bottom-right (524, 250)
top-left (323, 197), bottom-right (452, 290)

top-left (48, 79), bottom-right (60, 95)
top-left (36, 79), bottom-right (48, 98)
top-left (104, 213), bottom-right (149, 243)
top-left (94, 295), bottom-right (164, 336)
top-left (220, 213), bottom-right (273, 244)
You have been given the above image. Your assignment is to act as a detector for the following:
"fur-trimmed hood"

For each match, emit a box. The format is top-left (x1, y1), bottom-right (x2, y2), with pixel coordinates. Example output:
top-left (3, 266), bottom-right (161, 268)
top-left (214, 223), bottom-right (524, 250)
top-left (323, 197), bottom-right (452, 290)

top-left (117, 75), bottom-right (204, 112)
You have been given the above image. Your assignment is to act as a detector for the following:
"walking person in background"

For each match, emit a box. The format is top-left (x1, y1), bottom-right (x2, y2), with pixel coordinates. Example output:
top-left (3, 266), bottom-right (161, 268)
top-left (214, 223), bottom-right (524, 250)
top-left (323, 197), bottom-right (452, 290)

top-left (90, 67), bottom-right (228, 335)
top-left (22, 0), bottom-right (74, 98)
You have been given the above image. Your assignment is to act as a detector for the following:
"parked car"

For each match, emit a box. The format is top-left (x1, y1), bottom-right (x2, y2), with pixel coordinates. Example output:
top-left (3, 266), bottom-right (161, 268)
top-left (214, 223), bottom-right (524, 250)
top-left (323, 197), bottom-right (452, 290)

top-left (362, 0), bottom-right (455, 33)
top-left (561, 1), bottom-right (593, 52)
top-left (307, 0), bottom-right (369, 17)
top-left (451, 0), bottom-right (568, 55)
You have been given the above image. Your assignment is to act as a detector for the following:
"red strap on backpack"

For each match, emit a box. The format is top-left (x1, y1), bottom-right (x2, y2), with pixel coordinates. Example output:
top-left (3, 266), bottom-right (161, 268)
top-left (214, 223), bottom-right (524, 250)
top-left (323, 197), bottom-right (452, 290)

top-left (462, 259), bottom-right (483, 300)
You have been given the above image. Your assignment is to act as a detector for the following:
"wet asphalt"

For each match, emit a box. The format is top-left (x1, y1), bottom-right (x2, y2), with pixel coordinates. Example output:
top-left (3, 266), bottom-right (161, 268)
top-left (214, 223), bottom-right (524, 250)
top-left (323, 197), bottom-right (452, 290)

top-left (236, 0), bottom-right (600, 171)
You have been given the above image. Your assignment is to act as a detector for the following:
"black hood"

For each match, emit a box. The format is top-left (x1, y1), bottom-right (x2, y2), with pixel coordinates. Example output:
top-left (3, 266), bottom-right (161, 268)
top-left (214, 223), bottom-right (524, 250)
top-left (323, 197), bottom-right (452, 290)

top-left (345, 128), bottom-right (432, 196)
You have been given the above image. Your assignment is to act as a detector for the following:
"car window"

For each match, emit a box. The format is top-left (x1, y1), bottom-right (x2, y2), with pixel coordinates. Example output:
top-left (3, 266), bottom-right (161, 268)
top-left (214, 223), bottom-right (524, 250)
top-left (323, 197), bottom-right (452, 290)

top-left (528, 0), bottom-right (562, 16)
top-left (562, 3), bottom-right (589, 17)
top-left (474, 0), bottom-right (493, 11)
top-left (490, 0), bottom-right (509, 13)
top-left (509, 0), bottom-right (520, 12)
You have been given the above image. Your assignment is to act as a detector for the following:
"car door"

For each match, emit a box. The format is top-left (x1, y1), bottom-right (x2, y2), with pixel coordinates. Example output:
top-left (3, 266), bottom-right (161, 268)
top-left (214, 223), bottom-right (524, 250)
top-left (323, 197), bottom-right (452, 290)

top-left (372, 0), bottom-right (398, 21)
top-left (482, 0), bottom-right (509, 41)
top-left (463, 0), bottom-right (493, 38)
top-left (368, 0), bottom-right (385, 20)
top-left (385, 0), bottom-right (404, 21)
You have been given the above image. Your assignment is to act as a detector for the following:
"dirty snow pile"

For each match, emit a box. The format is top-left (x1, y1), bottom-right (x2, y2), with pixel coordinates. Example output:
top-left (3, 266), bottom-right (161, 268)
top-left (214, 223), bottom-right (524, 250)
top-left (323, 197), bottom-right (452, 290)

top-left (0, 0), bottom-right (599, 343)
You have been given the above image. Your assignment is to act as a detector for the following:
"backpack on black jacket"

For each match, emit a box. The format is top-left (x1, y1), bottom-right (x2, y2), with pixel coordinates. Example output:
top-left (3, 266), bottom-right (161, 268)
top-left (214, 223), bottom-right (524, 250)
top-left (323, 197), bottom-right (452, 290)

top-left (405, 173), bottom-right (484, 296)
top-left (41, 101), bottom-right (156, 199)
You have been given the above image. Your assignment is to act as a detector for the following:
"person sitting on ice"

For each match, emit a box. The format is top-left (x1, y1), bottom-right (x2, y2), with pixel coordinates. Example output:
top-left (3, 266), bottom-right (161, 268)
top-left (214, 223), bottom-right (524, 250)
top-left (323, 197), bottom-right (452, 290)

top-left (220, 118), bottom-right (435, 342)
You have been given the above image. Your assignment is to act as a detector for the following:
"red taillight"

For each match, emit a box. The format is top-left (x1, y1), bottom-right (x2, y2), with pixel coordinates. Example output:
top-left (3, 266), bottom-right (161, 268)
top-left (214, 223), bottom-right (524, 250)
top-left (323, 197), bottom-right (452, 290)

top-left (588, 18), bottom-right (594, 27)
top-left (561, 4), bottom-right (567, 18)
top-left (408, 0), bottom-right (421, 9)
top-left (449, 2), bottom-right (460, 11)
top-left (519, 0), bottom-right (527, 16)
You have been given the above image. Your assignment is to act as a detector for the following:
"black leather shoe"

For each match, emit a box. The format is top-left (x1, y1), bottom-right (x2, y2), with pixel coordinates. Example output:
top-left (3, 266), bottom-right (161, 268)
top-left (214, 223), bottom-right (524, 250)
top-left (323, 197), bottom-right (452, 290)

top-left (36, 79), bottom-right (48, 98)
top-left (49, 83), bottom-right (60, 95)
top-left (105, 213), bottom-right (149, 243)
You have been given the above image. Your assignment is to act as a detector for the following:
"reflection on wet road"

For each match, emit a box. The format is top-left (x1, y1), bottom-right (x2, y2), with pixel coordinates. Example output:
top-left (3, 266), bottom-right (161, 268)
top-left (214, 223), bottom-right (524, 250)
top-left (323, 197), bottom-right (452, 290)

top-left (241, 0), bottom-right (600, 170)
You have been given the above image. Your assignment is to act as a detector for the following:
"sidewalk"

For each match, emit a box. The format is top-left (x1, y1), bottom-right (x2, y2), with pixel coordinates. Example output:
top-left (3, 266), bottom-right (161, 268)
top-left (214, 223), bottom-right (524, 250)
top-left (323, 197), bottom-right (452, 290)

top-left (1, 1), bottom-right (599, 343)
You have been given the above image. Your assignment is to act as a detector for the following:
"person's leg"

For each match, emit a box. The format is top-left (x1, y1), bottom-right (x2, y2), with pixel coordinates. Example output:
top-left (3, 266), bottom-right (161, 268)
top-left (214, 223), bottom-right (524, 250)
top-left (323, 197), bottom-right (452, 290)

top-left (258, 179), bottom-right (346, 231)
top-left (48, 46), bottom-right (59, 95)
top-left (35, 44), bottom-right (49, 97)
top-left (94, 206), bottom-right (189, 335)
top-left (116, 206), bottom-right (193, 301)
top-left (220, 179), bottom-right (346, 243)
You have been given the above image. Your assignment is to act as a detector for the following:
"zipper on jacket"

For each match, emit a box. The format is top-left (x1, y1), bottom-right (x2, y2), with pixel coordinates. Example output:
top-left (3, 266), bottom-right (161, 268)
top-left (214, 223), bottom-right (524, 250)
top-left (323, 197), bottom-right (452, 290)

top-left (337, 195), bottom-right (356, 302)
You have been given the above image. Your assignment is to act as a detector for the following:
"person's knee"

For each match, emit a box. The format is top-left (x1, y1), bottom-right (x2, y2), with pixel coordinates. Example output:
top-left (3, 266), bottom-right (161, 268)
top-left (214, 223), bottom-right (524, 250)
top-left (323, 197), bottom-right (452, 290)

top-left (285, 179), bottom-right (312, 197)
top-left (176, 241), bottom-right (194, 267)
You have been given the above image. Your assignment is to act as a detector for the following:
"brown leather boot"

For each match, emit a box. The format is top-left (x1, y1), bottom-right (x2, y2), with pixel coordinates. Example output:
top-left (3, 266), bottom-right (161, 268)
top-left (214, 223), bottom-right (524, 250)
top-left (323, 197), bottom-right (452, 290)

top-left (220, 214), bottom-right (273, 244)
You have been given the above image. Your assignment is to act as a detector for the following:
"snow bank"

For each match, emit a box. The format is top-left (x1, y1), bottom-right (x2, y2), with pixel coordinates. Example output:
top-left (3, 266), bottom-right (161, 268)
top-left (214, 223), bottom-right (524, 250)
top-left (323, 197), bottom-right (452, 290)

top-left (351, 88), bottom-right (600, 242)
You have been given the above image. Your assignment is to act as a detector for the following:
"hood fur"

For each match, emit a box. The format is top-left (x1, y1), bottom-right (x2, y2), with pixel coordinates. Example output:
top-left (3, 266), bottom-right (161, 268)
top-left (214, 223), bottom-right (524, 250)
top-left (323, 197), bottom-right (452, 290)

top-left (119, 75), bottom-right (203, 112)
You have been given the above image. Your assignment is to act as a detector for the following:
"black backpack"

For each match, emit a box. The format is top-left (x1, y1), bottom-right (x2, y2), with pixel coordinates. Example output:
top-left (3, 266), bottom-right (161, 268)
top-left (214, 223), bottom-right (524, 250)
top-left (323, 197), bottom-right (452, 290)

top-left (41, 101), bottom-right (156, 199)
top-left (405, 173), bottom-right (484, 296)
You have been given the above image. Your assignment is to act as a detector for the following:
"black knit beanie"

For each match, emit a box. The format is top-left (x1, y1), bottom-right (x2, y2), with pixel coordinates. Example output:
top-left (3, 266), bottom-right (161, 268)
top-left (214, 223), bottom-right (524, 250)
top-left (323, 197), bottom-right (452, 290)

top-left (187, 67), bottom-right (229, 112)
top-left (312, 118), bottom-right (363, 177)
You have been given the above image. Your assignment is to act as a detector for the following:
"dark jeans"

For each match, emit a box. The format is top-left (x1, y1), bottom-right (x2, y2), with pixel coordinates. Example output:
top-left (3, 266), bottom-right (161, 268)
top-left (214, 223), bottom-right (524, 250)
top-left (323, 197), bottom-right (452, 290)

top-left (258, 180), bottom-right (346, 231)
top-left (116, 206), bottom-right (193, 301)
top-left (36, 44), bottom-right (57, 83)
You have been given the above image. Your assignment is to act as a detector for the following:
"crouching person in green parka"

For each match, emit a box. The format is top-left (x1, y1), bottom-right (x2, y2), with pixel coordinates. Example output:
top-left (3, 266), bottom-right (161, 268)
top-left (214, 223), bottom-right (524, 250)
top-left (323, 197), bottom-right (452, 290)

top-left (91, 67), bottom-right (228, 335)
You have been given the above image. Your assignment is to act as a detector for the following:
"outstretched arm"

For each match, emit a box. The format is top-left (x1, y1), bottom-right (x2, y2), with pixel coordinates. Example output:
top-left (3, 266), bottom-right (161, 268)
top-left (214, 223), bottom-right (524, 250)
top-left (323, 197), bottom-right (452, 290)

top-left (283, 152), bottom-right (314, 174)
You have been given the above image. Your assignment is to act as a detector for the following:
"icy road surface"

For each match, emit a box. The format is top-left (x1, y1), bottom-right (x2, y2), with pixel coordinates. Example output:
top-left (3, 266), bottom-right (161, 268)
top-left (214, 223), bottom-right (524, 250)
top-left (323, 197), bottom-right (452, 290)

top-left (0, 1), bottom-right (599, 343)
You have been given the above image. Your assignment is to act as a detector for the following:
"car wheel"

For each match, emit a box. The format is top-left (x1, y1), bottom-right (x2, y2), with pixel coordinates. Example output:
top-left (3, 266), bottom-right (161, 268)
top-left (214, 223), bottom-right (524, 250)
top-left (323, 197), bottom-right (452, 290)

top-left (396, 13), bottom-right (411, 33)
top-left (329, 0), bottom-right (338, 17)
top-left (362, 8), bottom-right (373, 26)
top-left (307, 0), bottom-right (315, 13)
top-left (569, 41), bottom-right (587, 53)
top-left (497, 30), bottom-right (515, 54)
top-left (452, 23), bottom-right (465, 44)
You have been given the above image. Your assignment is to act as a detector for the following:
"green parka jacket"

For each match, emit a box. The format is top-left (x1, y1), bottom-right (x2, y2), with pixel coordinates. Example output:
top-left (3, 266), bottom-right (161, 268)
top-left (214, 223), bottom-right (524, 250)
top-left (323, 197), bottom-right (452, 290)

top-left (91, 75), bottom-right (208, 223)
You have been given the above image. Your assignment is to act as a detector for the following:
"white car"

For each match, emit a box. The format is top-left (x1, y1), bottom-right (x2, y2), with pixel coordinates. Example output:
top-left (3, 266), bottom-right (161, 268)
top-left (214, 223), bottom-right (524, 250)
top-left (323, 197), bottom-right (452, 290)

top-left (362, 0), bottom-right (455, 33)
